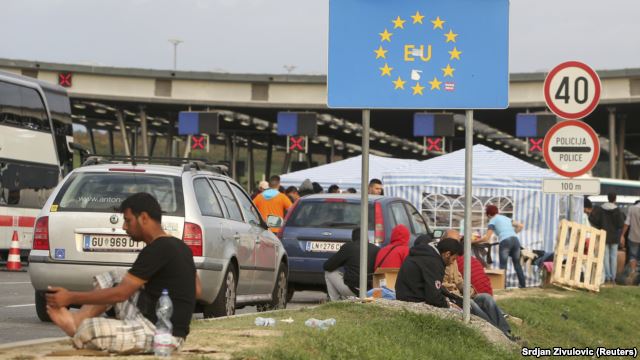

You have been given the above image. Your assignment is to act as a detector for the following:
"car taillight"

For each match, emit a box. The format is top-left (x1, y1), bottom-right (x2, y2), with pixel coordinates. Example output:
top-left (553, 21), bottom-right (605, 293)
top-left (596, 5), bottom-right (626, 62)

top-left (33, 216), bottom-right (49, 251)
top-left (374, 202), bottom-right (384, 245)
top-left (277, 199), bottom-right (299, 239)
top-left (183, 222), bottom-right (203, 256)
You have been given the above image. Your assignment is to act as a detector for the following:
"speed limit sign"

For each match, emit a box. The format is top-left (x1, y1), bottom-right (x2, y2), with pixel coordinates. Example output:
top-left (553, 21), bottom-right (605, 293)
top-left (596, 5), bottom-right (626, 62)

top-left (543, 61), bottom-right (601, 120)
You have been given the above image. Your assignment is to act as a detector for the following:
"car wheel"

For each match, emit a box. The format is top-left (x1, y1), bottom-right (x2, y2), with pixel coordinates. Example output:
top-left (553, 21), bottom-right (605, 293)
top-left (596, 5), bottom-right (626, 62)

top-left (35, 290), bottom-right (51, 322)
top-left (257, 263), bottom-right (288, 312)
top-left (204, 263), bottom-right (237, 318)
top-left (286, 286), bottom-right (295, 303)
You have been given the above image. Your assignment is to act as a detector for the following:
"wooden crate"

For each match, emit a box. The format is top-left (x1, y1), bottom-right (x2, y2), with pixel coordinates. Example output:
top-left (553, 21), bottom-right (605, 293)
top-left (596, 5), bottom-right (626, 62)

top-left (373, 268), bottom-right (400, 290)
top-left (484, 269), bottom-right (505, 290)
top-left (552, 220), bottom-right (606, 292)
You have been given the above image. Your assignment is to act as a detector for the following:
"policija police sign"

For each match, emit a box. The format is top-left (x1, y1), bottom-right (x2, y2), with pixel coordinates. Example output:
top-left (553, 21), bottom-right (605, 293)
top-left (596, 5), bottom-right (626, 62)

top-left (541, 61), bottom-right (602, 195)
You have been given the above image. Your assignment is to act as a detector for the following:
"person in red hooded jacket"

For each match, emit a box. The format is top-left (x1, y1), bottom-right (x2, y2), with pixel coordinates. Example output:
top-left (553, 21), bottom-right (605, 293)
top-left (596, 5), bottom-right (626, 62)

top-left (375, 224), bottom-right (411, 270)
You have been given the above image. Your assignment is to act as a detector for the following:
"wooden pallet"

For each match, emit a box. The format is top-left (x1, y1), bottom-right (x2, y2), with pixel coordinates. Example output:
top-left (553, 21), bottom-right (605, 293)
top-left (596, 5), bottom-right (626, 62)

top-left (551, 219), bottom-right (606, 292)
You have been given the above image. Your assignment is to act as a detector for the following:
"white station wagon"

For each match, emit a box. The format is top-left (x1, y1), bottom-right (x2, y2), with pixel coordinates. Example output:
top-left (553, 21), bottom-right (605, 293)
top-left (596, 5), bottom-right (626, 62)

top-left (29, 159), bottom-right (288, 321)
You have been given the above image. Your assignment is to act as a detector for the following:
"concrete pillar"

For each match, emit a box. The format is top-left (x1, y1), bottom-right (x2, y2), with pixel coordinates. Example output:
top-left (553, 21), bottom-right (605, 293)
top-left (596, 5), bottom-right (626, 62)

top-left (281, 152), bottom-right (291, 175)
top-left (166, 118), bottom-right (175, 157)
top-left (88, 128), bottom-right (97, 154)
top-left (108, 129), bottom-right (114, 155)
top-left (149, 134), bottom-right (157, 157)
top-left (330, 137), bottom-right (335, 163)
top-left (130, 128), bottom-right (137, 156)
top-left (265, 135), bottom-right (273, 179)
top-left (116, 111), bottom-right (131, 156)
top-left (618, 114), bottom-right (626, 179)
top-left (247, 137), bottom-right (255, 191)
top-left (231, 135), bottom-right (238, 180)
top-left (608, 107), bottom-right (616, 178)
top-left (139, 107), bottom-right (149, 157)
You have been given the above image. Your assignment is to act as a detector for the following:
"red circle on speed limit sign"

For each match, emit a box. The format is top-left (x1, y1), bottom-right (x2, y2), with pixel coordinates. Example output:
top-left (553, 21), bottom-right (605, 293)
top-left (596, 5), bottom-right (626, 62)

top-left (543, 61), bottom-right (601, 120)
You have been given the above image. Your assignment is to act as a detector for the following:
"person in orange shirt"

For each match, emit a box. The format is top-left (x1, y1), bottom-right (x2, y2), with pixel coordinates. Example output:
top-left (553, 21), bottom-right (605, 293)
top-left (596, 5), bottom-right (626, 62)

top-left (253, 175), bottom-right (292, 232)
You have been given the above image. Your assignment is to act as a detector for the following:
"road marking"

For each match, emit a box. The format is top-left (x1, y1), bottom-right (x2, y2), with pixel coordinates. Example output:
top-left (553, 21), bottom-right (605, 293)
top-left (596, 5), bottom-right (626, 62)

top-left (5, 304), bottom-right (35, 308)
top-left (0, 282), bottom-right (31, 285)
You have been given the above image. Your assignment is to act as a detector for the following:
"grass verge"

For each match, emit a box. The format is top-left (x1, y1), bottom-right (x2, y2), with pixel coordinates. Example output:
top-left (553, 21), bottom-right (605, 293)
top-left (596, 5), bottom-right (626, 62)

top-left (188, 287), bottom-right (640, 359)
top-left (190, 302), bottom-right (517, 360)
top-left (497, 286), bottom-right (640, 349)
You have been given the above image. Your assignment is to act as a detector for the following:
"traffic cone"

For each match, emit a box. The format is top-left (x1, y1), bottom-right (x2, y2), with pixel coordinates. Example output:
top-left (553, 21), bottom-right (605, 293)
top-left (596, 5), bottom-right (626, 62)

top-left (6, 231), bottom-right (22, 271)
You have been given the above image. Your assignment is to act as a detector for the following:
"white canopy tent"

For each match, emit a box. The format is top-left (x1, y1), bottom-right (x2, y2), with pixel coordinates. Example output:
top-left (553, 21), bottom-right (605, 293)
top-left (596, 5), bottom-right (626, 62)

top-left (280, 154), bottom-right (419, 192)
top-left (383, 144), bottom-right (583, 287)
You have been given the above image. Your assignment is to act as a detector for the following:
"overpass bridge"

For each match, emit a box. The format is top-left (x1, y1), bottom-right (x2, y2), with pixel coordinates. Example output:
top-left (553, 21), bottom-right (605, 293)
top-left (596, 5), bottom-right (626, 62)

top-left (2, 58), bottom-right (639, 183)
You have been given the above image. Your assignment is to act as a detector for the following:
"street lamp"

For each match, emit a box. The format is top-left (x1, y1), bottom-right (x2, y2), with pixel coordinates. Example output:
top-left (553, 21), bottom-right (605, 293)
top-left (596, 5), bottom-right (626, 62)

top-left (168, 39), bottom-right (183, 70)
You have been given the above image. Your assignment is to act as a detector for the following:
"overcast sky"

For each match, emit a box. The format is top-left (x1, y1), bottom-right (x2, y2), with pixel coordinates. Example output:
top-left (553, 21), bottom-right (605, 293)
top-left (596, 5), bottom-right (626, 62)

top-left (3, 0), bottom-right (639, 75)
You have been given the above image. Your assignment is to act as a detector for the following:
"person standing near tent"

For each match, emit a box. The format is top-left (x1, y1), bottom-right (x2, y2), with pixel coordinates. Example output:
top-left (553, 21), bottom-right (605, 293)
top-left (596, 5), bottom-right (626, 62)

top-left (478, 205), bottom-right (527, 288)
top-left (589, 192), bottom-right (625, 285)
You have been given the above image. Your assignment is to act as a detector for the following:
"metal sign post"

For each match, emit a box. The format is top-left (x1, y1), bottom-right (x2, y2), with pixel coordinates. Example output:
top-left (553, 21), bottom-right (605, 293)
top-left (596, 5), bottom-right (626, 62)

top-left (359, 110), bottom-right (370, 298)
top-left (463, 110), bottom-right (473, 322)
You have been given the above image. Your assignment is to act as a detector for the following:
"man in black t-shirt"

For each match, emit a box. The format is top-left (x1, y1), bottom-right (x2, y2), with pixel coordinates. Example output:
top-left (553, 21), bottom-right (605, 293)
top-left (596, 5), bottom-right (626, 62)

top-left (46, 192), bottom-right (200, 354)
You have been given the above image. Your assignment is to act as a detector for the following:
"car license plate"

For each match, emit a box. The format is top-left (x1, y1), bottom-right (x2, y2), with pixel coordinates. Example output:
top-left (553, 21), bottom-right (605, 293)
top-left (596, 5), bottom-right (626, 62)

top-left (83, 235), bottom-right (145, 252)
top-left (305, 241), bottom-right (345, 252)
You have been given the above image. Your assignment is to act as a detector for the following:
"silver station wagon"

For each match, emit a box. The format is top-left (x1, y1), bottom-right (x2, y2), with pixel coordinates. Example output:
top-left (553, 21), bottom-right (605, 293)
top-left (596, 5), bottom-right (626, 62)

top-left (29, 158), bottom-right (288, 321)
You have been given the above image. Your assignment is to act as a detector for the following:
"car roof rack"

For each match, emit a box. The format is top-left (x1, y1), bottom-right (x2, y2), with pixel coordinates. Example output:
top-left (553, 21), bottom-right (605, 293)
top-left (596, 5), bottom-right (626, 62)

top-left (80, 155), bottom-right (229, 176)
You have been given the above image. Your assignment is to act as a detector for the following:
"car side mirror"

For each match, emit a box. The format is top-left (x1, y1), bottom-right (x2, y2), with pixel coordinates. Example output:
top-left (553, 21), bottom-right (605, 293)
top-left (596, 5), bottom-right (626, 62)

top-left (431, 230), bottom-right (443, 239)
top-left (266, 215), bottom-right (283, 228)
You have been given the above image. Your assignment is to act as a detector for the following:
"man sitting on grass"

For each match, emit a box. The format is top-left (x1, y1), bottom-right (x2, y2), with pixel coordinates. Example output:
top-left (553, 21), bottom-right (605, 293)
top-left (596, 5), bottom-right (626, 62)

top-left (323, 228), bottom-right (379, 300)
top-left (46, 193), bottom-right (201, 354)
top-left (396, 237), bottom-right (516, 341)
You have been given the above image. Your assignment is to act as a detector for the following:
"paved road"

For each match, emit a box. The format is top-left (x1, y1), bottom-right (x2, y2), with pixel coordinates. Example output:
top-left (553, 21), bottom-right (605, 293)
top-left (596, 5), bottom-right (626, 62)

top-left (0, 270), bottom-right (325, 345)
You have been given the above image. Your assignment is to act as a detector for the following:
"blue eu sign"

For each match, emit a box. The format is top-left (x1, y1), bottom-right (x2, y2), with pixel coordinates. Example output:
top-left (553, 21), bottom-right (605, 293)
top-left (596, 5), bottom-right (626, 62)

top-left (328, 0), bottom-right (509, 109)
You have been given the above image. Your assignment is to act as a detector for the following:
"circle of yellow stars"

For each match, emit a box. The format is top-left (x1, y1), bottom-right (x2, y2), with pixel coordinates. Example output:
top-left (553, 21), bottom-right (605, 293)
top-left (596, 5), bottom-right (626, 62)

top-left (374, 11), bottom-right (462, 96)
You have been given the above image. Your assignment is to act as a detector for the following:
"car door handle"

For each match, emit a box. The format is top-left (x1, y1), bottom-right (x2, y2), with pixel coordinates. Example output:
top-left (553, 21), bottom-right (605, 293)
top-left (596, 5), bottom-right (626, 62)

top-left (233, 233), bottom-right (240, 241)
top-left (255, 237), bottom-right (261, 244)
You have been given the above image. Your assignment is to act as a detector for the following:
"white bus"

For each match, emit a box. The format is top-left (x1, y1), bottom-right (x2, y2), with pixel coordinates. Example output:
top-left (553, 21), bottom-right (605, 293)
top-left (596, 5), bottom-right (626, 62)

top-left (0, 71), bottom-right (73, 258)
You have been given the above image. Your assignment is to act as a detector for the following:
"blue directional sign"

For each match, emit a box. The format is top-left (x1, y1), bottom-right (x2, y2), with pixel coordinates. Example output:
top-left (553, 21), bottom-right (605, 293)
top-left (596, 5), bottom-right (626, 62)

top-left (516, 113), bottom-right (557, 138)
top-left (413, 113), bottom-right (455, 137)
top-left (328, 0), bottom-right (509, 109)
top-left (178, 112), bottom-right (220, 135)
top-left (277, 112), bottom-right (318, 136)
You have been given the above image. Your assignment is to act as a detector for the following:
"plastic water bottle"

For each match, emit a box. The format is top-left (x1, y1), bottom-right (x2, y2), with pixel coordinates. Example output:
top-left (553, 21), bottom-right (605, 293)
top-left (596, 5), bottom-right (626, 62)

top-left (153, 289), bottom-right (174, 357)
top-left (254, 317), bottom-right (276, 326)
top-left (304, 318), bottom-right (336, 330)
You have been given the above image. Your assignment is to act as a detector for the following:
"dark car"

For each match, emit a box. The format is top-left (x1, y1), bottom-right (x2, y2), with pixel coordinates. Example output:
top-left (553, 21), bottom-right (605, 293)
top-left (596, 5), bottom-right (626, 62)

top-left (278, 194), bottom-right (434, 299)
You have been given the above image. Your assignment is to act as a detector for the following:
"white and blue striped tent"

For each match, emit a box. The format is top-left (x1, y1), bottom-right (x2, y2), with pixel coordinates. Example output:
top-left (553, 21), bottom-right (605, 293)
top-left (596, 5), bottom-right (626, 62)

top-left (280, 155), bottom-right (419, 192)
top-left (383, 144), bottom-right (583, 288)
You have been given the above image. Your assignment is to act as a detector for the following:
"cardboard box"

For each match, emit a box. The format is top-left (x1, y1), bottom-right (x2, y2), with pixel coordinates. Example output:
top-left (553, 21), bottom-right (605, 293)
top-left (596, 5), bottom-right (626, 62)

top-left (373, 268), bottom-right (400, 290)
top-left (484, 268), bottom-right (505, 290)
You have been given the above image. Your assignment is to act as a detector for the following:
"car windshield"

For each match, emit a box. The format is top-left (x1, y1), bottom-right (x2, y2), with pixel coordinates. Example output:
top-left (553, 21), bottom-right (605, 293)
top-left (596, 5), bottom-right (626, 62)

top-left (286, 200), bottom-right (374, 230)
top-left (54, 172), bottom-right (184, 216)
